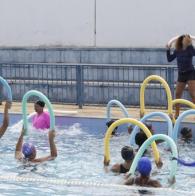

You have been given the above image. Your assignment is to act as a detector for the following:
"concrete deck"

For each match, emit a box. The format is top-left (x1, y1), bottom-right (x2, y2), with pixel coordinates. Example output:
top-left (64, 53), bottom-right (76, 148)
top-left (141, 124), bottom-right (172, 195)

top-left (0, 102), bottom-right (194, 122)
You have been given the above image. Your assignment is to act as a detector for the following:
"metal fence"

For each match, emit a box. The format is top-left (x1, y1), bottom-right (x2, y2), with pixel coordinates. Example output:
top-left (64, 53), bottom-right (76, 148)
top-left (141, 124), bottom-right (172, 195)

top-left (0, 63), bottom-right (191, 108)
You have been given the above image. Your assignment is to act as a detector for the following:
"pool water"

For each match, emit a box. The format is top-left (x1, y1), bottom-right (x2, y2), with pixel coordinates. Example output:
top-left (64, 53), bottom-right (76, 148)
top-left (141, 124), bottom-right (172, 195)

top-left (0, 114), bottom-right (195, 195)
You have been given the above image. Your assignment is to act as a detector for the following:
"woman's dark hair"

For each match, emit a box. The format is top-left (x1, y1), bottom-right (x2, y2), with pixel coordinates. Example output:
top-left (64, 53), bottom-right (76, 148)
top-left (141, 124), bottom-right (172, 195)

top-left (106, 119), bottom-right (118, 135)
top-left (106, 119), bottom-right (118, 130)
top-left (181, 127), bottom-right (192, 137)
top-left (175, 35), bottom-right (185, 51)
top-left (139, 123), bottom-right (153, 134)
top-left (135, 132), bottom-right (147, 148)
top-left (35, 100), bottom-right (45, 108)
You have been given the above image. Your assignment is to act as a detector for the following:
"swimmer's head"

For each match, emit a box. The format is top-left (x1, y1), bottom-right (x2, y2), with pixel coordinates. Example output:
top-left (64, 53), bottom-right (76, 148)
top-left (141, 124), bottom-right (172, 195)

top-left (34, 100), bottom-right (45, 113)
top-left (121, 146), bottom-right (134, 161)
top-left (106, 119), bottom-right (118, 135)
top-left (35, 100), bottom-right (45, 107)
top-left (135, 132), bottom-right (147, 148)
top-left (181, 127), bottom-right (192, 141)
top-left (137, 157), bottom-right (152, 177)
top-left (145, 123), bottom-right (152, 131)
top-left (22, 143), bottom-right (36, 160)
top-left (140, 123), bottom-right (153, 134)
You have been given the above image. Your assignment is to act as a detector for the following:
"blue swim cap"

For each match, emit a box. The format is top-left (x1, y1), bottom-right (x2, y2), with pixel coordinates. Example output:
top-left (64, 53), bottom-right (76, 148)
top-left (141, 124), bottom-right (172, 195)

top-left (137, 157), bottom-right (152, 176)
top-left (22, 143), bottom-right (35, 158)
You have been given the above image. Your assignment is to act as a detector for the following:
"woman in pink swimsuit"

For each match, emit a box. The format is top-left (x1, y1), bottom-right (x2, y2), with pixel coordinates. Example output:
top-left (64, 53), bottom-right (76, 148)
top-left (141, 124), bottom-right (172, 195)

top-left (32, 100), bottom-right (50, 130)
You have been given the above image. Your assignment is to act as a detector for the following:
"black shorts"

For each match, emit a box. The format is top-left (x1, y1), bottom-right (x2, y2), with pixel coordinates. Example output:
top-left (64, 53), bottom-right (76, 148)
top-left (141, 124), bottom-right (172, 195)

top-left (178, 70), bottom-right (195, 83)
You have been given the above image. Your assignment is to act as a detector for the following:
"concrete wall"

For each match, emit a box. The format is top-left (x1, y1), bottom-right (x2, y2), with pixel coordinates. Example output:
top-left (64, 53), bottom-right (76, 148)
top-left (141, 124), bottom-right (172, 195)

top-left (0, 0), bottom-right (195, 47)
top-left (1, 47), bottom-right (195, 65)
top-left (0, 0), bottom-right (94, 47)
top-left (0, 47), bottom-right (168, 64)
top-left (96, 0), bottom-right (195, 47)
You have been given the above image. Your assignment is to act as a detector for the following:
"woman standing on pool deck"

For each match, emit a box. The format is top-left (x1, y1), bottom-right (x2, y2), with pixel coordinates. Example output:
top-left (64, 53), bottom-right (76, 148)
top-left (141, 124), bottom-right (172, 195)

top-left (0, 101), bottom-right (11, 138)
top-left (166, 35), bottom-right (195, 118)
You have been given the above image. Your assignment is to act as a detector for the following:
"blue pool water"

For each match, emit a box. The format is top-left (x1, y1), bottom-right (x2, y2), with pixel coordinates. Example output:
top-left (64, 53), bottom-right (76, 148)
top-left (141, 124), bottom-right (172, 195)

top-left (0, 114), bottom-right (195, 195)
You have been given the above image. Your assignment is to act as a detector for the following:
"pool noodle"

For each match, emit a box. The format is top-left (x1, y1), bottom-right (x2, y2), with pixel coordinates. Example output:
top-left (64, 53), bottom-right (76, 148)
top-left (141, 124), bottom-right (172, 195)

top-left (176, 158), bottom-right (195, 167)
top-left (130, 112), bottom-right (173, 146)
top-left (140, 75), bottom-right (173, 122)
top-left (0, 76), bottom-right (12, 102)
top-left (173, 109), bottom-right (195, 143)
top-left (106, 99), bottom-right (129, 122)
top-left (129, 134), bottom-right (178, 182)
top-left (104, 118), bottom-right (160, 165)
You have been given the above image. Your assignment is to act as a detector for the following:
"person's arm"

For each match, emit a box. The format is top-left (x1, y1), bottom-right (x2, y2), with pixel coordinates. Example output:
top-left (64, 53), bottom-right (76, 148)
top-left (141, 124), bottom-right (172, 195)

top-left (15, 129), bottom-right (24, 160)
top-left (150, 180), bottom-right (162, 187)
top-left (34, 130), bottom-right (57, 162)
top-left (166, 48), bottom-right (176, 62)
top-left (155, 157), bottom-right (163, 168)
top-left (167, 35), bottom-right (179, 48)
top-left (0, 101), bottom-right (11, 138)
top-left (49, 130), bottom-right (57, 158)
top-left (128, 126), bottom-right (133, 134)
top-left (124, 177), bottom-right (134, 185)
top-left (188, 45), bottom-right (195, 56)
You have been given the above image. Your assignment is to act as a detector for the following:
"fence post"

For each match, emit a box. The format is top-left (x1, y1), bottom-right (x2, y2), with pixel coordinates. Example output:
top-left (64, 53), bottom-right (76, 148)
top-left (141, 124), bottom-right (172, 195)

top-left (76, 65), bottom-right (83, 109)
top-left (167, 67), bottom-right (174, 98)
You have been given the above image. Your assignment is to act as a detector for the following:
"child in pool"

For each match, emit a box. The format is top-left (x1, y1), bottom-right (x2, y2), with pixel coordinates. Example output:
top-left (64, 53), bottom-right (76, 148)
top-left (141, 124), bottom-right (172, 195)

top-left (135, 131), bottom-right (148, 151)
top-left (106, 119), bottom-right (118, 136)
top-left (111, 146), bottom-right (135, 173)
top-left (0, 101), bottom-right (11, 138)
top-left (32, 100), bottom-right (50, 130)
top-left (135, 125), bottom-right (163, 168)
top-left (125, 157), bottom-right (161, 187)
top-left (135, 123), bottom-right (154, 151)
top-left (15, 128), bottom-right (57, 163)
top-left (180, 127), bottom-right (192, 143)
top-left (106, 119), bottom-right (133, 136)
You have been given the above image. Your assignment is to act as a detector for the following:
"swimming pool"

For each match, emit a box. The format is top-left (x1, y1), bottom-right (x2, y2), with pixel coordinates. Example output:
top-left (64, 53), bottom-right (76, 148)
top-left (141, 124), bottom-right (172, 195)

top-left (0, 113), bottom-right (195, 195)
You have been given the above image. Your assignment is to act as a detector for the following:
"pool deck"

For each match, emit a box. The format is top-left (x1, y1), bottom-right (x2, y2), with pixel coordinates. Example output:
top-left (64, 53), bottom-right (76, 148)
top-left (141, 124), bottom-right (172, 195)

top-left (0, 102), bottom-right (194, 122)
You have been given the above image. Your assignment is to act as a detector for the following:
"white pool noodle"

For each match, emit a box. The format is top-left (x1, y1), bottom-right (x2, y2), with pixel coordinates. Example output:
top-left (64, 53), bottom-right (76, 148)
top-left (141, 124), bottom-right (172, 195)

top-left (190, 35), bottom-right (195, 41)
top-left (167, 35), bottom-right (179, 47)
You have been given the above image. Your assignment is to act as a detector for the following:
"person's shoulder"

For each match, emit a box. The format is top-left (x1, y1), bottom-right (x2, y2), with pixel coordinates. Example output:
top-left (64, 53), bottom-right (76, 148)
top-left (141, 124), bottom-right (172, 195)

top-left (43, 111), bottom-right (50, 117)
top-left (111, 163), bottom-right (120, 173)
top-left (43, 111), bottom-right (49, 115)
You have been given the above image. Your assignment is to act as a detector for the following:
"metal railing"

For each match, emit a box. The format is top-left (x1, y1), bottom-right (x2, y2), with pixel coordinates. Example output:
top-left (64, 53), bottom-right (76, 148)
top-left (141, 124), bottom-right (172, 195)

top-left (0, 63), bottom-right (189, 108)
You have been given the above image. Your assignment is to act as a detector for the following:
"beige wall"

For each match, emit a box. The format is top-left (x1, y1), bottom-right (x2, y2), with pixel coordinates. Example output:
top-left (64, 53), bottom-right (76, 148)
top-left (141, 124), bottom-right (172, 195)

top-left (0, 0), bottom-right (194, 47)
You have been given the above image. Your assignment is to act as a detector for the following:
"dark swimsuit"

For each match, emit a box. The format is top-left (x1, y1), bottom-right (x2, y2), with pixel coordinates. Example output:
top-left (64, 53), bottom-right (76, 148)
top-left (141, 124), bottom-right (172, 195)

top-left (167, 45), bottom-right (195, 82)
top-left (120, 164), bottom-right (129, 173)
